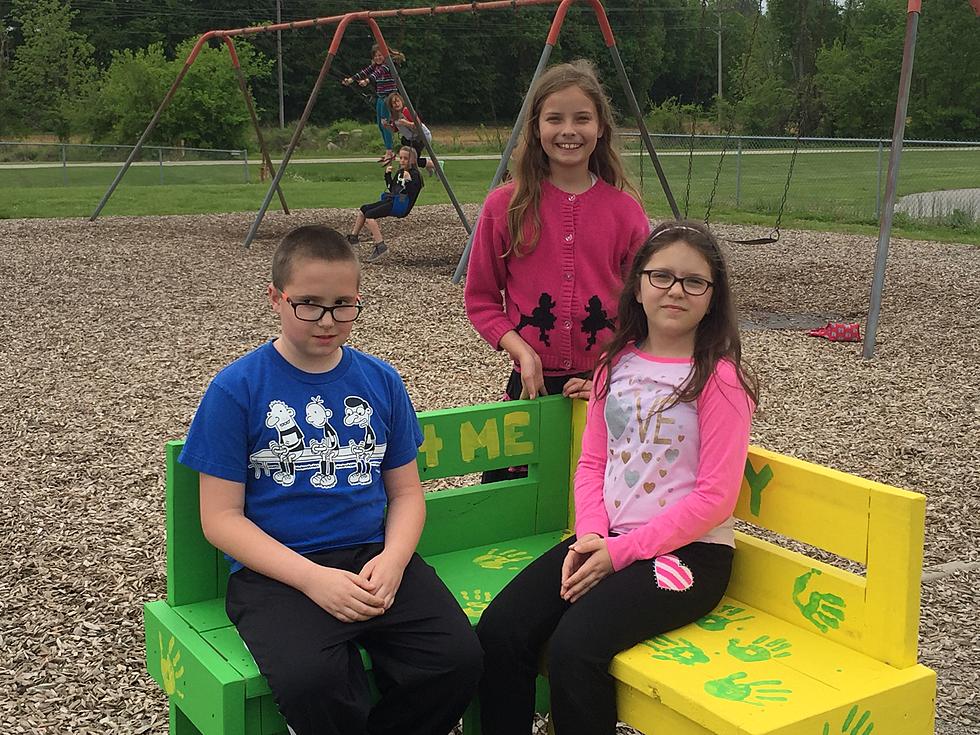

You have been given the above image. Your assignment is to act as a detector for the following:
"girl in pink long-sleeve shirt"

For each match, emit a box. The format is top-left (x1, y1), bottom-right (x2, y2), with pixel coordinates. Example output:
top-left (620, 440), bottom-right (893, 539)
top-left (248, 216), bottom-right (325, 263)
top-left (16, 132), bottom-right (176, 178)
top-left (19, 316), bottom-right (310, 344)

top-left (476, 220), bottom-right (759, 735)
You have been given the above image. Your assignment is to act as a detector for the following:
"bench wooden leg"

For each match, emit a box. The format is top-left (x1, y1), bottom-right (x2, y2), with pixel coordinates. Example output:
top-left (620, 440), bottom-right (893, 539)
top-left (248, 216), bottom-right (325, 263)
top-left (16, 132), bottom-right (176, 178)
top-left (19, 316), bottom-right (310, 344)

top-left (169, 701), bottom-right (202, 735)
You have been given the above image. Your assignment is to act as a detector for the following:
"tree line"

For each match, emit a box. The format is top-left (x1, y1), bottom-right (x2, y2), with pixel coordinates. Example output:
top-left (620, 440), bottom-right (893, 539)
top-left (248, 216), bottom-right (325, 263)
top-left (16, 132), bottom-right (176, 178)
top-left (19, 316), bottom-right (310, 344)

top-left (0, 0), bottom-right (977, 148)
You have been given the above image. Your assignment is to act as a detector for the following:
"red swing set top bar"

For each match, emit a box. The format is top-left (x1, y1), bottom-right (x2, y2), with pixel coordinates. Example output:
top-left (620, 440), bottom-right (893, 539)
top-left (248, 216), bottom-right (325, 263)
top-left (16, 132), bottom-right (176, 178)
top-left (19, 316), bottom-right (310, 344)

top-left (175, 0), bottom-right (615, 69)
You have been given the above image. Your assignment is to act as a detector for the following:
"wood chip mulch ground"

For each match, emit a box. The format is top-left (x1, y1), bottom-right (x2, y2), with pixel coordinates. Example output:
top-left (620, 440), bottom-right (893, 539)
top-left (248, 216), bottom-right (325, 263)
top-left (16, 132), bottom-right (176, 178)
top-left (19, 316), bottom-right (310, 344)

top-left (1, 204), bottom-right (977, 733)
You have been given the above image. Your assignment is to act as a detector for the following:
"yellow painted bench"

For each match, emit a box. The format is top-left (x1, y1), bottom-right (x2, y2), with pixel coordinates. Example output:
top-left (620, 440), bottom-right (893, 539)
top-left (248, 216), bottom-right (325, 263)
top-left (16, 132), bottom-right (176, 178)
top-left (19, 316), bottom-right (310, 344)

top-left (144, 396), bottom-right (936, 734)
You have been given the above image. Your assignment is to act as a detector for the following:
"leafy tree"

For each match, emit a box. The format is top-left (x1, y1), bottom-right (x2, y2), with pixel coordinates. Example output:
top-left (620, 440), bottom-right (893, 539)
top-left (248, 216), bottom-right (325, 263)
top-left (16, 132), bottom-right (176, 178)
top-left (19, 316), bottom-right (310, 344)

top-left (814, 0), bottom-right (905, 137)
top-left (0, 21), bottom-right (13, 136)
top-left (85, 38), bottom-right (272, 148)
top-left (908, 0), bottom-right (980, 139)
top-left (8, 0), bottom-right (97, 140)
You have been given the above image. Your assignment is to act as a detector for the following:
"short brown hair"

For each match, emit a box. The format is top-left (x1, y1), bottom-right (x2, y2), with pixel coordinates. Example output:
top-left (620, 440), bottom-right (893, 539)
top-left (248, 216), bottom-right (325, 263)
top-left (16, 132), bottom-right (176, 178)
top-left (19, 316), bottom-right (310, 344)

top-left (271, 225), bottom-right (358, 291)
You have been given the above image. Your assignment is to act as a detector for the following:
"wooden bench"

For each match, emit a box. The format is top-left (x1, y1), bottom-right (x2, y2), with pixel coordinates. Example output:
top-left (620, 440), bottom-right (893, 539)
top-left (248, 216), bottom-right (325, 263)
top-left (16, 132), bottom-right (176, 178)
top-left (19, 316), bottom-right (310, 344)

top-left (144, 395), bottom-right (936, 735)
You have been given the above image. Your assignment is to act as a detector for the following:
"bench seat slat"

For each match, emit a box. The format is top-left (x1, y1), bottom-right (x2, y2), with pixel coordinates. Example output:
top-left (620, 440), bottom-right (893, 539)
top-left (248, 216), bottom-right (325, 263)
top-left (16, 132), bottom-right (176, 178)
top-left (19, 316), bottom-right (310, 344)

top-left (611, 595), bottom-right (936, 735)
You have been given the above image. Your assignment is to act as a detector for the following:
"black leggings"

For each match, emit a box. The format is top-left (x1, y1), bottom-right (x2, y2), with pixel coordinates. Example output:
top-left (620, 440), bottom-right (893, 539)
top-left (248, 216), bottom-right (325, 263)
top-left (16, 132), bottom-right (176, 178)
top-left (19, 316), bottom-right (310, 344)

top-left (476, 536), bottom-right (733, 735)
top-left (226, 545), bottom-right (482, 735)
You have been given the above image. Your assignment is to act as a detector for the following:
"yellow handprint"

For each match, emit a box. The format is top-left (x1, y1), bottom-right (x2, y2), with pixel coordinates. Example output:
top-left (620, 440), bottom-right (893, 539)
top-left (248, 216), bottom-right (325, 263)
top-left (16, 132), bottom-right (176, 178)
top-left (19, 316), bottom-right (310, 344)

top-left (459, 589), bottom-right (493, 618)
top-left (472, 547), bottom-right (534, 571)
top-left (159, 632), bottom-right (185, 699)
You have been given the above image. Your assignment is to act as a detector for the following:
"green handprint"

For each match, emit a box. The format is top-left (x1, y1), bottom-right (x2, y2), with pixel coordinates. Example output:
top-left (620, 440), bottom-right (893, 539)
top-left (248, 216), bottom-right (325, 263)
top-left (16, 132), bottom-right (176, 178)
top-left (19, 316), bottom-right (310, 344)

top-left (727, 635), bottom-right (792, 663)
top-left (472, 547), bottom-right (534, 570)
top-left (703, 672), bottom-right (791, 707)
top-left (792, 569), bottom-right (846, 633)
top-left (822, 705), bottom-right (874, 735)
top-left (696, 604), bottom-right (755, 631)
top-left (642, 634), bottom-right (710, 666)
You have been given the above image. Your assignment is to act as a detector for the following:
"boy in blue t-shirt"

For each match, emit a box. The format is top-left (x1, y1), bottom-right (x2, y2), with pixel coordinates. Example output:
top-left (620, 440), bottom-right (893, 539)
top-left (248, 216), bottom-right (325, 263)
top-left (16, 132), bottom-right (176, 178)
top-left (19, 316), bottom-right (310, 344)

top-left (180, 225), bottom-right (481, 735)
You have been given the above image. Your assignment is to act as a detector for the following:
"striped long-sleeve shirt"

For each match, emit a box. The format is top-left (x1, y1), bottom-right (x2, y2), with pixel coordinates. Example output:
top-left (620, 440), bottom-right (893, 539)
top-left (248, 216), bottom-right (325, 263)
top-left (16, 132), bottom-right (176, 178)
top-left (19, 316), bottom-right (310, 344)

top-left (352, 62), bottom-right (398, 96)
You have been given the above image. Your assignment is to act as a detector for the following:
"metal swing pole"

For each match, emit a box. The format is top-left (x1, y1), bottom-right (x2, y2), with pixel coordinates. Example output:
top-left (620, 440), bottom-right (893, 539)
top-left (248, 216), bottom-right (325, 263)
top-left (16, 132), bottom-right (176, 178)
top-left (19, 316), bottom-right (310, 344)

top-left (863, 1), bottom-right (920, 359)
top-left (450, 43), bottom-right (554, 283)
top-left (385, 45), bottom-right (473, 235)
top-left (243, 15), bottom-right (373, 248)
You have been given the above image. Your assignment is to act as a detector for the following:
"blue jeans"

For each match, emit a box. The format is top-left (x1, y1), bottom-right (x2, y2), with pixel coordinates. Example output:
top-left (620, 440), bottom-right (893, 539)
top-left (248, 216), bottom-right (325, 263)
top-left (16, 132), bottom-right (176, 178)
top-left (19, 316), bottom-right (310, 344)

top-left (376, 95), bottom-right (393, 150)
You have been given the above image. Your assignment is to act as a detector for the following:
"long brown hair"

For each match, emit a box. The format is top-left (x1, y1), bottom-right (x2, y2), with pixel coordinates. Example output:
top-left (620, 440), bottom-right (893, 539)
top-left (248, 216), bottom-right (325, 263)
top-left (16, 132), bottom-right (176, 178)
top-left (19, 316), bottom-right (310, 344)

top-left (505, 60), bottom-right (639, 257)
top-left (594, 220), bottom-right (759, 409)
top-left (372, 43), bottom-right (406, 64)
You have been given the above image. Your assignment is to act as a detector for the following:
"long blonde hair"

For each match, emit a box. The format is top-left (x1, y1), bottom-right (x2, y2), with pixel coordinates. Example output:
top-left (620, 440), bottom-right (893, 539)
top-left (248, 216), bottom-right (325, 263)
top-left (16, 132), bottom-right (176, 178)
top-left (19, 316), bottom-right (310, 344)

top-left (505, 60), bottom-right (638, 257)
top-left (372, 43), bottom-right (406, 64)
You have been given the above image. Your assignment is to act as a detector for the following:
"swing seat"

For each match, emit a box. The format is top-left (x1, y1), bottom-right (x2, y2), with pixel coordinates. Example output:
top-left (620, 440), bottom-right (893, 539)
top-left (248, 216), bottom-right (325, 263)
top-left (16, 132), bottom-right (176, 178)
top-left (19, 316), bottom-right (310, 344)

top-left (380, 191), bottom-right (416, 218)
top-left (726, 230), bottom-right (781, 246)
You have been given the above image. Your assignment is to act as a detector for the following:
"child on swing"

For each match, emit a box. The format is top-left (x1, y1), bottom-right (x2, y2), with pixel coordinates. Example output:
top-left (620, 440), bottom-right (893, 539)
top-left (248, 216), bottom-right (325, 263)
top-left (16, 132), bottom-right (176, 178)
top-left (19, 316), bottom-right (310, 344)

top-left (347, 146), bottom-right (423, 263)
top-left (464, 60), bottom-right (650, 481)
top-left (386, 92), bottom-right (436, 175)
top-left (342, 44), bottom-right (406, 164)
top-left (476, 219), bottom-right (759, 735)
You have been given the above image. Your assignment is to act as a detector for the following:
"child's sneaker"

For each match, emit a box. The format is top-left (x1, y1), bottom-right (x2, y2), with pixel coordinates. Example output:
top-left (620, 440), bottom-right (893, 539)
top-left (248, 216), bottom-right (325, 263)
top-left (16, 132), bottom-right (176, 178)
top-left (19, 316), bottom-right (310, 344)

top-left (346, 233), bottom-right (360, 245)
top-left (363, 241), bottom-right (388, 263)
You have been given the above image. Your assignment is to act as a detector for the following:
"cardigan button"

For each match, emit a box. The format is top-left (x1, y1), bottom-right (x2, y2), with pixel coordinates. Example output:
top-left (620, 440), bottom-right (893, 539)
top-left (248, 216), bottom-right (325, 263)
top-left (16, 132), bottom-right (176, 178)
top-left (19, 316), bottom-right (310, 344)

top-left (564, 234), bottom-right (573, 242)
top-left (563, 320), bottom-right (572, 330)
top-left (568, 194), bottom-right (576, 202)
top-left (562, 359), bottom-right (572, 369)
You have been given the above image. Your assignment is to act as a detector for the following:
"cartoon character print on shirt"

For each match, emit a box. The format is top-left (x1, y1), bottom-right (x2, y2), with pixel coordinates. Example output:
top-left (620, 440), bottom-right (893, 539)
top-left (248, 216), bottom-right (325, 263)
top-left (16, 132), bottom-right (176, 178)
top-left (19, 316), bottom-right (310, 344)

top-left (305, 396), bottom-right (340, 489)
top-left (515, 292), bottom-right (557, 347)
top-left (581, 295), bottom-right (615, 350)
top-left (344, 396), bottom-right (377, 486)
top-left (265, 400), bottom-right (306, 487)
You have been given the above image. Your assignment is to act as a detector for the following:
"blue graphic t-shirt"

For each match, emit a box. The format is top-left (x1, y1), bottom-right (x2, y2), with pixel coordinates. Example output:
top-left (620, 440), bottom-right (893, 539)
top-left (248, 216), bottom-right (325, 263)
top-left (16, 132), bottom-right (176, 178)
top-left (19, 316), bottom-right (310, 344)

top-left (179, 342), bottom-right (423, 572)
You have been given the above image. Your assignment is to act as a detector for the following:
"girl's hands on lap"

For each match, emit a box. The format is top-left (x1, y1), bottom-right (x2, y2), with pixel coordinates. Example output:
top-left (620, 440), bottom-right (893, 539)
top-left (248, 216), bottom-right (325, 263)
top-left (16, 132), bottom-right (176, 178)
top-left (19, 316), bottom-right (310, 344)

top-left (561, 377), bottom-right (593, 401)
top-left (301, 565), bottom-right (386, 622)
top-left (560, 534), bottom-right (613, 603)
top-left (359, 551), bottom-right (407, 610)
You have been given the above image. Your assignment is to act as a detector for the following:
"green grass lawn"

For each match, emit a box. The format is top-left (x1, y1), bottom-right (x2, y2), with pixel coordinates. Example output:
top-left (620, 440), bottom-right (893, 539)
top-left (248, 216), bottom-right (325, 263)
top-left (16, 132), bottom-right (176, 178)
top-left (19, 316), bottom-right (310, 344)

top-left (2, 148), bottom-right (977, 244)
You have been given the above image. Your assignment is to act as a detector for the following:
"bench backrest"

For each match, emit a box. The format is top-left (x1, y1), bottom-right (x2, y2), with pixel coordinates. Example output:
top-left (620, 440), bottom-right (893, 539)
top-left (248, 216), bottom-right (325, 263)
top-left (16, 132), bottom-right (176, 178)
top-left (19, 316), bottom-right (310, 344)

top-left (732, 446), bottom-right (925, 668)
top-left (164, 396), bottom-right (576, 603)
top-left (164, 396), bottom-right (924, 669)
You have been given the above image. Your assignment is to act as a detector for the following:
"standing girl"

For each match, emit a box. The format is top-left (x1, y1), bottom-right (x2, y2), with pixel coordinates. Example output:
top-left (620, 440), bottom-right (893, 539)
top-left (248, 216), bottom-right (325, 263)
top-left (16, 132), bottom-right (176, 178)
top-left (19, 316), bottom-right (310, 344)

top-left (464, 60), bottom-right (649, 481)
top-left (343, 45), bottom-right (406, 164)
top-left (476, 220), bottom-right (759, 735)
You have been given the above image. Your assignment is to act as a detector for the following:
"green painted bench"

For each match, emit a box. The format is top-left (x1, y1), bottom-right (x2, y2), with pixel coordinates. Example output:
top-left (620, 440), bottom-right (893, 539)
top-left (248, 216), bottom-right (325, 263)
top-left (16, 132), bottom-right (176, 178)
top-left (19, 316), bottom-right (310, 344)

top-left (145, 395), bottom-right (936, 735)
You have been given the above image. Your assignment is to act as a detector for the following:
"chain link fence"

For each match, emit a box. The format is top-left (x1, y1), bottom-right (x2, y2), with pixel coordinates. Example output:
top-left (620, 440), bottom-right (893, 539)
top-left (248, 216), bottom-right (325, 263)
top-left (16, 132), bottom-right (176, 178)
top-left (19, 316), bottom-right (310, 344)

top-left (0, 141), bottom-right (251, 188)
top-left (624, 133), bottom-right (980, 228)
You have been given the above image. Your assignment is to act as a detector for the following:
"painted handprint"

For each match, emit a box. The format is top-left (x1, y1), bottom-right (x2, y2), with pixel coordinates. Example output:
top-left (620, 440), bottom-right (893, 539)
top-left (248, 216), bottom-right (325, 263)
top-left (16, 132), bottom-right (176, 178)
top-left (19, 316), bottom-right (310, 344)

top-left (459, 589), bottom-right (493, 618)
top-left (642, 634), bottom-right (710, 666)
top-left (792, 569), bottom-right (846, 633)
top-left (159, 632), bottom-right (185, 699)
top-left (822, 705), bottom-right (874, 735)
top-left (727, 635), bottom-right (792, 663)
top-left (703, 672), bottom-right (791, 707)
top-left (472, 547), bottom-right (534, 571)
top-left (696, 604), bottom-right (755, 631)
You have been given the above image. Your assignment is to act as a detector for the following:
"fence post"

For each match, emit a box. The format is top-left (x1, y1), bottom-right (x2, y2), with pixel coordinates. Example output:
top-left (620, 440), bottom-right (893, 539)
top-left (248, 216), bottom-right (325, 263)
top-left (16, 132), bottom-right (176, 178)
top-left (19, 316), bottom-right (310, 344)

top-left (735, 138), bottom-right (742, 208)
top-left (60, 144), bottom-right (68, 186)
top-left (875, 140), bottom-right (884, 219)
top-left (158, 148), bottom-right (164, 184)
top-left (242, 149), bottom-right (249, 183)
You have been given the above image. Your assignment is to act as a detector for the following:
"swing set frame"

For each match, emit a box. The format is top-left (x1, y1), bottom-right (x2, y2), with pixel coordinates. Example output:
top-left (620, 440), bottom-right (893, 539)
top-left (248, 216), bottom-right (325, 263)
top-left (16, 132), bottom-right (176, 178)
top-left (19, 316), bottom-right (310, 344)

top-left (88, 0), bottom-right (681, 258)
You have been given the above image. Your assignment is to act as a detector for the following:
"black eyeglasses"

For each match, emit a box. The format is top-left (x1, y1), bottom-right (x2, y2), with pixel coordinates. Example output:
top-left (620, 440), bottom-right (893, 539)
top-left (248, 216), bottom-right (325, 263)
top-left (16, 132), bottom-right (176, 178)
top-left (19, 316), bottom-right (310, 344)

top-left (284, 296), bottom-right (363, 323)
top-left (641, 270), bottom-right (714, 296)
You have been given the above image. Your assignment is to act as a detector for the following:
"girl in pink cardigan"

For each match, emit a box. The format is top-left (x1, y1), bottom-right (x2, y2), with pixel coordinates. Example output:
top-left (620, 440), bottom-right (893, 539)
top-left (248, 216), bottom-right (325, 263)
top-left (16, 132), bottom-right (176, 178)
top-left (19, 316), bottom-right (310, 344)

top-left (476, 220), bottom-right (759, 735)
top-left (464, 60), bottom-right (649, 411)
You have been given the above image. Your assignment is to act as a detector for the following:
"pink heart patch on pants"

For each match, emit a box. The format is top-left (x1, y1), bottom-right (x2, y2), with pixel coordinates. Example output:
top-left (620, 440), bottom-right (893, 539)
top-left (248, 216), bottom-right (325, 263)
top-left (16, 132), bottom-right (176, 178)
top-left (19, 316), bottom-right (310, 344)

top-left (654, 554), bottom-right (694, 591)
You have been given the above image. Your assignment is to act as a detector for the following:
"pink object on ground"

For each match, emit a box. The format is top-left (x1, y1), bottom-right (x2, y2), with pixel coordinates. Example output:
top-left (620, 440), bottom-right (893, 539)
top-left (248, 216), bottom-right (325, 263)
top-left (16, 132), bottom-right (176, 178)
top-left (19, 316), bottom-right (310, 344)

top-left (808, 322), bottom-right (862, 342)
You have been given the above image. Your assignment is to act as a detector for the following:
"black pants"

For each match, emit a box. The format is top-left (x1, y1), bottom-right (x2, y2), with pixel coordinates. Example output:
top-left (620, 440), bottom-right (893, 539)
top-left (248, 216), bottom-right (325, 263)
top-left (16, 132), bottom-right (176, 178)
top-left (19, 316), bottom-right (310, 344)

top-left (400, 135), bottom-right (427, 168)
top-left (481, 369), bottom-right (588, 484)
top-left (476, 537), bottom-right (733, 735)
top-left (226, 545), bottom-right (482, 735)
top-left (360, 199), bottom-right (395, 220)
